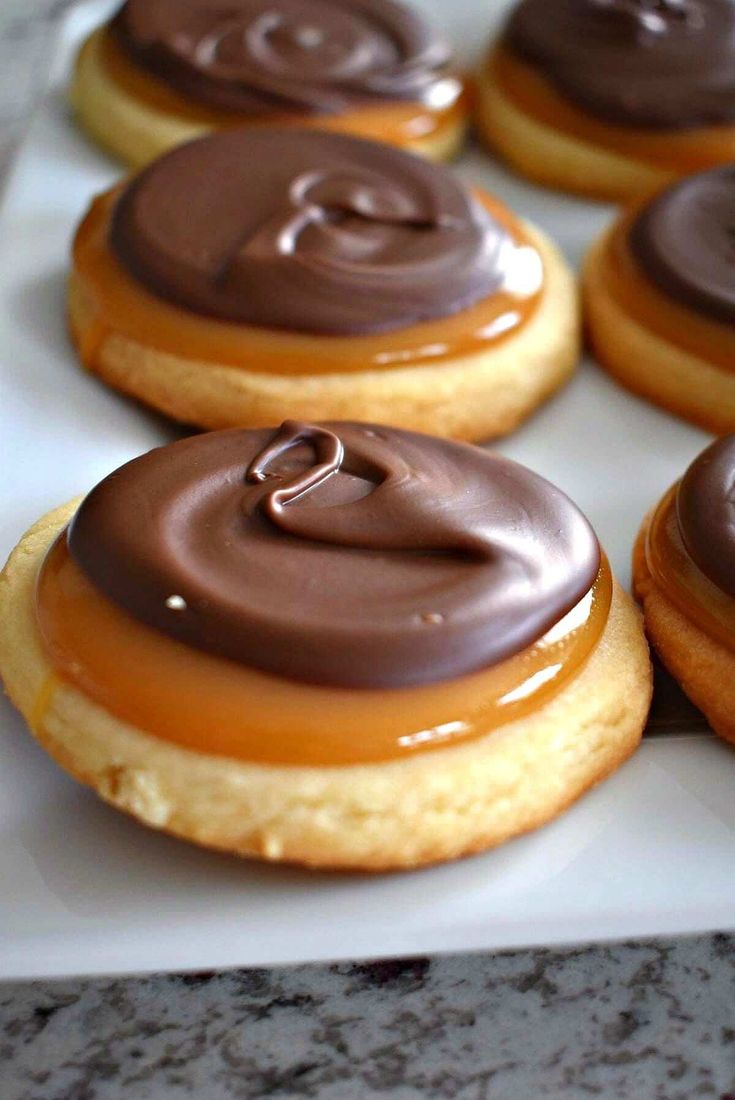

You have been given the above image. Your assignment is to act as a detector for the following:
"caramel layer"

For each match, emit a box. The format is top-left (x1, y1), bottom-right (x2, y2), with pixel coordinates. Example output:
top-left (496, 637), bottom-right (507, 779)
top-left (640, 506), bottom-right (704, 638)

top-left (596, 213), bottom-right (735, 374)
top-left (71, 187), bottom-right (543, 376)
top-left (96, 28), bottom-right (469, 150)
top-left (491, 49), bottom-right (735, 174)
top-left (646, 485), bottom-right (735, 653)
top-left (35, 537), bottom-right (611, 766)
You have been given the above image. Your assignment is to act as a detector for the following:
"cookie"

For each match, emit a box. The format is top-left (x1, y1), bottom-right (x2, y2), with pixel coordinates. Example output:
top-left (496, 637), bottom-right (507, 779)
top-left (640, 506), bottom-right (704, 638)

top-left (0, 422), bottom-right (651, 869)
top-left (584, 166), bottom-right (735, 433)
top-left (69, 128), bottom-right (579, 441)
top-left (633, 435), bottom-right (735, 747)
top-left (477, 0), bottom-right (735, 202)
top-left (71, 0), bottom-right (468, 167)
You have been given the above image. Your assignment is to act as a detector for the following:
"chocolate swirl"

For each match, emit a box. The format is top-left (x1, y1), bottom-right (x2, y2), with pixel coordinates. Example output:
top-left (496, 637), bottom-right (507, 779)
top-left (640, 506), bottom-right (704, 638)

top-left (629, 165), bottom-right (735, 324)
top-left (111, 0), bottom-right (458, 116)
top-left (677, 434), bottom-right (735, 597)
top-left (503, 0), bottom-right (735, 130)
top-left (110, 128), bottom-right (511, 335)
top-left (67, 422), bottom-right (601, 688)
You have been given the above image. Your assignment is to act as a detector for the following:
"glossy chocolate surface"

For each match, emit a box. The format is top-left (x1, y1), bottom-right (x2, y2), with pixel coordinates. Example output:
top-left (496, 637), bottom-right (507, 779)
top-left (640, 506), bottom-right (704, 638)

top-left (629, 165), bottom-right (735, 325)
top-left (109, 128), bottom-right (512, 335)
top-left (504, 0), bottom-right (735, 130)
top-left (111, 0), bottom-right (457, 115)
top-left (67, 422), bottom-right (601, 689)
top-left (677, 434), bottom-right (735, 598)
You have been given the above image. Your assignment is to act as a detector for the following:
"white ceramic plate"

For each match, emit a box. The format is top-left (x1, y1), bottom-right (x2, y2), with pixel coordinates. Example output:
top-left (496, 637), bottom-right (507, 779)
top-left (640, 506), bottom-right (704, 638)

top-left (1, 0), bottom-right (732, 982)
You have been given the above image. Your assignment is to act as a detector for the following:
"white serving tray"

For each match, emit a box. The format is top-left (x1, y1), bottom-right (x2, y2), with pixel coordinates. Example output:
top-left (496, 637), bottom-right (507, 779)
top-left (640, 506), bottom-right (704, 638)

top-left (0, 0), bottom-right (731, 983)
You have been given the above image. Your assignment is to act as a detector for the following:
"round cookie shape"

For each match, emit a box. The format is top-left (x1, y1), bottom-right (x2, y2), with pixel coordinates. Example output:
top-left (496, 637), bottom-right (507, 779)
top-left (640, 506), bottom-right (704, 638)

top-left (67, 421), bottom-right (601, 688)
top-left (504, 0), bottom-right (735, 130)
top-left (109, 128), bottom-right (509, 335)
top-left (629, 165), bottom-right (735, 324)
top-left (111, 0), bottom-right (454, 116)
top-left (677, 434), bottom-right (735, 598)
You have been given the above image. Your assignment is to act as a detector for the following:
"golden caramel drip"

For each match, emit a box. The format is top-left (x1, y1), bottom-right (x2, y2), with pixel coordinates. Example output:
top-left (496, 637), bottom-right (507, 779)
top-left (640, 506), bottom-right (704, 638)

top-left (597, 212), bottom-right (735, 373)
top-left (29, 672), bottom-right (59, 736)
top-left (35, 537), bottom-right (612, 766)
top-left (646, 484), bottom-right (735, 652)
top-left (97, 28), bottom-right (469, 149)
top-left (71, 187), bottom-right (543, 376)
top-left (491, 49), bottom-right (735, 175)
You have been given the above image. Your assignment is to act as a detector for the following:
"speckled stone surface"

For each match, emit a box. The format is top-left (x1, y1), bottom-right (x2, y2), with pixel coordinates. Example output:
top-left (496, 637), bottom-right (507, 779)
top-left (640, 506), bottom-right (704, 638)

top-left (2, 937), bottom-right (735, 1099)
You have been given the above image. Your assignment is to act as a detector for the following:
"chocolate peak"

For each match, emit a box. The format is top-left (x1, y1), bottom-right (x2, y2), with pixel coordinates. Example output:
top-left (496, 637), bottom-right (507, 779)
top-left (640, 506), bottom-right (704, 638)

top-left (247, 421), bottom-right (345, 519)
top-left (244, 420), bottom-right (498, 558)
top-left (67, 423), bottom-right (601, 688)
top-left (677, 434), bottom-right (735, 597)
top-left (629, 164), bottom-right (735, 324)
top-left (110, 129), bottom-right (511, 335)
top-left (504, 0), bottom-right (735, 129)
top-left (111, 0), bottom-right (458, 116)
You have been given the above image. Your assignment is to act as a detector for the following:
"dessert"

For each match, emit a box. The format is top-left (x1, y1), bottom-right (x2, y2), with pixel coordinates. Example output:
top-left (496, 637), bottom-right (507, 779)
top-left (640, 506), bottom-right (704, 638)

top-left (0, 421), bottom-right (651, 869)
top-left (584, 165), bottom-right (735, 432)
top-left (633, 434), bottom-right (735, 747)
top-left (477, 0), bottom-right (735, 202)
top-left (69, 128), bottom-right (578, 441)
top-left (70, 0), bottom-right (469, 167)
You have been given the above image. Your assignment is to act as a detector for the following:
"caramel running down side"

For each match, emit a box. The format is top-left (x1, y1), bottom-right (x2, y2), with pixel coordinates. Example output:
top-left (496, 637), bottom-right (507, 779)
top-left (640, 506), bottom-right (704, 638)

top-left (65, 422), bottom-right (602, 689)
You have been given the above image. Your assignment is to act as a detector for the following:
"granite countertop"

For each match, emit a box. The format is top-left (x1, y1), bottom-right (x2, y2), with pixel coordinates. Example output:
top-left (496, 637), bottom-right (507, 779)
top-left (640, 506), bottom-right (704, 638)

top-left (1, 4), bottom-right (735, 1098)
top-left (2, 938), bottom-right (734, 1098)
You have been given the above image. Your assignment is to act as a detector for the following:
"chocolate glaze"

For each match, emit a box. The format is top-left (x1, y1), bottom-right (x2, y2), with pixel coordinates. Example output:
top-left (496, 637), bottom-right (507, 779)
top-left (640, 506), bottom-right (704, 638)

top-left (109, 128), bottom-right (512, 335)
top-left (677, 434), bottom-right (735, 598)
top-left (67, 422), bottom-right (601, 689)
top-left (111, 0), bottom-right (458, 116)
top-left (504, 0), bottom-right (735, 130)
top-left (629, 165), bottom-right (735, 324)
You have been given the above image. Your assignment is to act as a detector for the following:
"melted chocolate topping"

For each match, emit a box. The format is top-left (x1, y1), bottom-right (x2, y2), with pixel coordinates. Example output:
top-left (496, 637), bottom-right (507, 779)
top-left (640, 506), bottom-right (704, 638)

top-left (677, 434), bottom-right (735, 597)
top-left (629, 165), bottom-right (735, 324)
top-left (504, 0), bottom-right (735, 130)
top-left (109, 128), bottom-right (512, 335)
top-left (67, 422), bottom-right (601, 689)
top-left (111, 0), bottom-right (458, 116)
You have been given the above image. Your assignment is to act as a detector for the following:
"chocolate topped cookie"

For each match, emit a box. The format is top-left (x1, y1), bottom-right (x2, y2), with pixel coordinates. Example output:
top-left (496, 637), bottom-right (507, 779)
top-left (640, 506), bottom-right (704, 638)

top-left (71, 0), bottom-right (468, 167)
top-left (0, 422), bottom-right (650, 867)
top-left (478, 0), bottom-right (735, 200)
